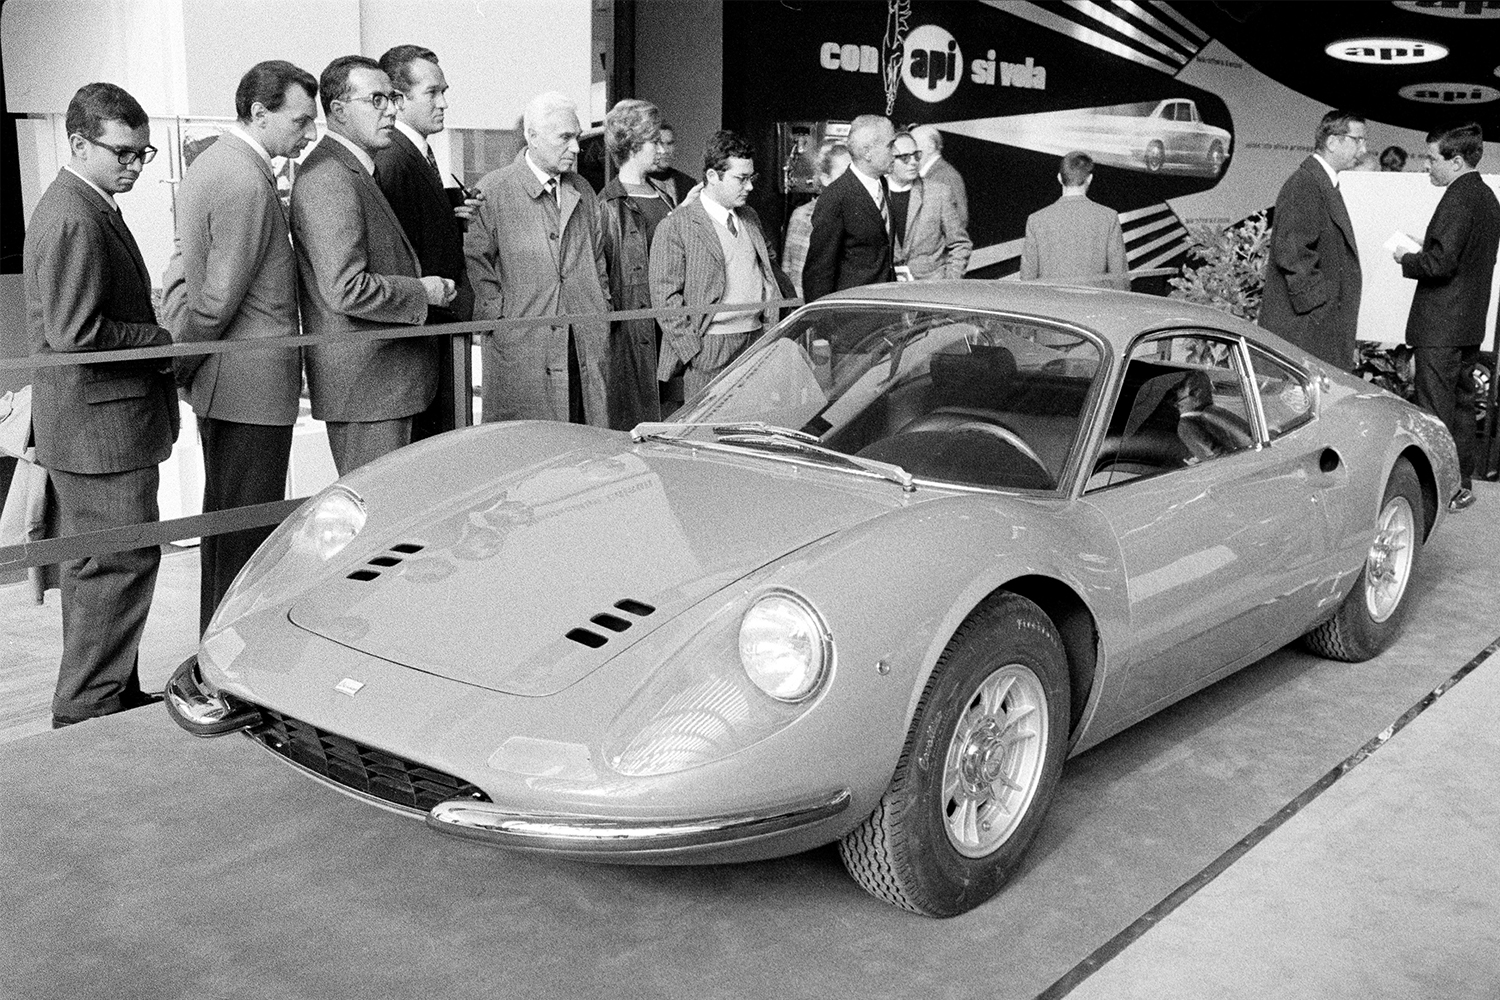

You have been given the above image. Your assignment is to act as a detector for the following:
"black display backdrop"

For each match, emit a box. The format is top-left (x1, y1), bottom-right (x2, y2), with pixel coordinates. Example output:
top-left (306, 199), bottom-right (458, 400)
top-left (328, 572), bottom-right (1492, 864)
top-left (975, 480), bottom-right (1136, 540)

top-left (721, 0), bottom-right (1232, 278)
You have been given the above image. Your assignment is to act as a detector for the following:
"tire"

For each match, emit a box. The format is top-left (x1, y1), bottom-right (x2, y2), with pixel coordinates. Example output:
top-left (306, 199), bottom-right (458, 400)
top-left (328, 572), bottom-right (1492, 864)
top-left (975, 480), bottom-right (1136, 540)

top-left (1302, 458), bottom-right (1424, 662)
top-left (1208, 141), bottom-right (1225, 175)
top-left (839, 593), bottom-right (1070, 917)
top-left (1145, 140), bottom-right (1165, 172)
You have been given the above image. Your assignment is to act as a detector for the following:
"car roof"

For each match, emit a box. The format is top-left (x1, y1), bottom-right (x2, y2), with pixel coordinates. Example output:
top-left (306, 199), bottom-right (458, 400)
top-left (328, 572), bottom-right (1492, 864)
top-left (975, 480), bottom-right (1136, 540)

top-left (816, 280), bottom-right (1259, 352)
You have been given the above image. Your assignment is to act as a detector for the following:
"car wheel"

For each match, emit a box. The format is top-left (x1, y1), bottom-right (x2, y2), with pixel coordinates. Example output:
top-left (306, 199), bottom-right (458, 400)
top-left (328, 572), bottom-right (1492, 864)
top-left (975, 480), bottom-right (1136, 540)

top-left (1145, 140), bottom-right (1165, 172)
top-left (839, 593), bottom-right (1070, 917)
top-left (1470, 357), bottom-right (1493, 430)
top-left (1208, 141), bottom-right (1225, 175)
top-left (1301, 458), bottom-right (1424, 662)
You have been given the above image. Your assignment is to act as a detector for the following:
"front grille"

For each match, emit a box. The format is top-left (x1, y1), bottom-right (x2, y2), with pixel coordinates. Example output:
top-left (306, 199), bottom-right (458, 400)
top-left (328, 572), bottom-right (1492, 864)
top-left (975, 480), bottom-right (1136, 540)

top-left (247, 707), bottom-right (490, 812)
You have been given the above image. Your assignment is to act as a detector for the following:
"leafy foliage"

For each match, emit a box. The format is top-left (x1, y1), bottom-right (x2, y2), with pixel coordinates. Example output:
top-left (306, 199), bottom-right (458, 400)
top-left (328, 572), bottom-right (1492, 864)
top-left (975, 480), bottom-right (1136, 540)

top-left (1167, 211), bottom-right (1270, 321)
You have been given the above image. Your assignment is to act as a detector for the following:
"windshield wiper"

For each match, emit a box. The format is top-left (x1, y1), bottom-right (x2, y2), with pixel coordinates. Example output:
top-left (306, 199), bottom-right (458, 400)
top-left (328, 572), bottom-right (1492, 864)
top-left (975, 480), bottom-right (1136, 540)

top-left (713, 427), bottom-right (916, 491)
top-left (631, 421), bottom-right (915, 491)
top-left (631, 420), bottom-right (821, 443)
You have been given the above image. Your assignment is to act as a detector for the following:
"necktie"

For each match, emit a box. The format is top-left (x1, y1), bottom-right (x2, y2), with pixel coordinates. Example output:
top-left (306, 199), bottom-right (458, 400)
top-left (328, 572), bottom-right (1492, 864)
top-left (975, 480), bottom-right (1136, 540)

top-left (877, 184), bottom-right (891, 237)
top-left (424, 143), bottom-right (441, 179)
top-left (726, 212), bottom-right (738, 237)
top-left (544, 177), bottom-right (558, 208)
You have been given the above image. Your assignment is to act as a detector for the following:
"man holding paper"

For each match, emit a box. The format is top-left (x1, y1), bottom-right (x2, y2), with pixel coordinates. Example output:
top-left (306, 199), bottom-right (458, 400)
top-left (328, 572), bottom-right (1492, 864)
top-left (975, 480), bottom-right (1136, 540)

top-left (1260, 110), bottom-right (1366, 370)
top-left (1392, 122), bottom-right (1500, 512)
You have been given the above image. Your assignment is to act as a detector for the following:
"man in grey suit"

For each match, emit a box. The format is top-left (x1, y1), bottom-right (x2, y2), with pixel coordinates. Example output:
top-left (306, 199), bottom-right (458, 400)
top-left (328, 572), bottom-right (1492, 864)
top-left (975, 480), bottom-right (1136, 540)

top-left (1261, 110), bottom-right (1367, 370)
top-left (911, 125), bottom-right (968, 229)
top-left (293, 55), bottom-right (455, 476)
top-left (651, 130), bottom-right (791, 398)
top-left (1020, 152), bottom-right (1128, 290)
top-left (162, 61), bottom-right (318, 635)
top-left (24, 83), bottom-right (179, 727)
top-left (465, 91), bottom-right (612, 425)
top-left (888, 131), bottom-right (970, 281)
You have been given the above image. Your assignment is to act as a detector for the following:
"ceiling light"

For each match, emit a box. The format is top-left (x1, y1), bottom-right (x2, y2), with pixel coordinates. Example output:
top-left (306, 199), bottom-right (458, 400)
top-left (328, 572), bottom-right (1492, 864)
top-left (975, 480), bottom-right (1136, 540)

top-left (1399, 82), bottom-right (1500, 104)
top-left (1326, 38), bottom-right (1446, 64)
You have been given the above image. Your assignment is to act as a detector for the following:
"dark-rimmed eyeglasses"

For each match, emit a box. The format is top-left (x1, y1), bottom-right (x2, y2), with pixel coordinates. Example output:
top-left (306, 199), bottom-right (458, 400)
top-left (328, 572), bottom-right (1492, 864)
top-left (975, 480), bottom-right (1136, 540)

top-left (1330, 131), bottom-right (1368, 145)
top-left (892, 151), bottom-right (921, 163)
top-left (78, 135), bottom-right (157, 166)
top-left (344, 91), bottom-right (406, 111)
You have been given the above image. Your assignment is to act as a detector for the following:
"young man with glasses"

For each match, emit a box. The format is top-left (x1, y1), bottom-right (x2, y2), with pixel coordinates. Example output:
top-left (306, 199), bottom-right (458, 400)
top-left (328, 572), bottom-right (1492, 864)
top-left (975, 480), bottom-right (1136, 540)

top-left (650, 130), bottom-right (793, 400)
top-left (1260, 109), bottom-right (1367, 371)
top-left (23, 82), bottom-right (179, 728)
top-left (292, 55), bottom-right (455, 477)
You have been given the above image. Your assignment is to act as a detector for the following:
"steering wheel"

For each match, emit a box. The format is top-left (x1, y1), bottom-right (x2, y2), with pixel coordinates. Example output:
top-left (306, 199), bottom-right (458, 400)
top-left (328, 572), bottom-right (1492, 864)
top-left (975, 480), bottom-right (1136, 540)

top-left (898, 410), bottom-right (1052, 480)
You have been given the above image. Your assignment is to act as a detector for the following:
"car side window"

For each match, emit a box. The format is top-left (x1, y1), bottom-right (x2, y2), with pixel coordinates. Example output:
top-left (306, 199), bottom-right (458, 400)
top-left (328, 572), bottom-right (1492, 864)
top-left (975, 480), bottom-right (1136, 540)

top-left (1087, 333), bottom-right (1257, 492)
top-left (1247, 345), bottom-right (1314, 440)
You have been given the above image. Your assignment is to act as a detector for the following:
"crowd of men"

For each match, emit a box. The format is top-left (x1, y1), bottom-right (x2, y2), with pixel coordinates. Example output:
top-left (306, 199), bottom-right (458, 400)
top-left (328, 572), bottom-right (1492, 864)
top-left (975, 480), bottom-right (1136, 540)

top-left (21, 60), bottom-right (1493, 731)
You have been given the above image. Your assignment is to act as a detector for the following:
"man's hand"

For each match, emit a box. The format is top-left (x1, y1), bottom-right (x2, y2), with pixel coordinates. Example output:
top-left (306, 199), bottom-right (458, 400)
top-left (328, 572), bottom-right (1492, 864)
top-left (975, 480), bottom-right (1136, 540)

top-left (422, 276), bottom-right (457, 307)
top-left (453, 191), bottom-right (484, 222)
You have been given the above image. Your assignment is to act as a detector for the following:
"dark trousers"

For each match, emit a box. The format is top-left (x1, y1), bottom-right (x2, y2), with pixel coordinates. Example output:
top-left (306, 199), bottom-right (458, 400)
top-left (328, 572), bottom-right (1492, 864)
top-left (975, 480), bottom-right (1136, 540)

top-left (198, 417), bottom-right (293, 635)
top-left (410, 335), bottom-right (457, 443)
top-left (325, 417), bottom-right (413, 478)
top-left (48, 465), bottom-right (160, 721)
top-left (1414, 345), bottom-right (1478, 488)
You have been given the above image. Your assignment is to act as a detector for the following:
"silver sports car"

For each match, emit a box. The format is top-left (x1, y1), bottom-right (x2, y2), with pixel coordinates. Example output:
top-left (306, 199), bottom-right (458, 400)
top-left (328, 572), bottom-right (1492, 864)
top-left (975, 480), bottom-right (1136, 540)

top-left (167, 282), bottom-right (1457, 916)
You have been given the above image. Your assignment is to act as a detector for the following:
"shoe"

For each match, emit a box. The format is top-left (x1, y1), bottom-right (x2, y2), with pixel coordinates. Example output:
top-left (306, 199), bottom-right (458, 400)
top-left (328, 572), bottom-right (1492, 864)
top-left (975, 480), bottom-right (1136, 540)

top-left (1449, 487), bottom-right (1476, 512)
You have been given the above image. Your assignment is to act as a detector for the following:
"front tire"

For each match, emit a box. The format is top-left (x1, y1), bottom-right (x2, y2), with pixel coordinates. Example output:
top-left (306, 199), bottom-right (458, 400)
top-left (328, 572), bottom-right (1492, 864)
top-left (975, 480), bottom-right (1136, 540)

top-left (839, 593), bottom-right (1070, 917)
top-left (1302, 458), bottom-right (1424, 662)
top-left (1145, 140), bottom-right (1165, 172)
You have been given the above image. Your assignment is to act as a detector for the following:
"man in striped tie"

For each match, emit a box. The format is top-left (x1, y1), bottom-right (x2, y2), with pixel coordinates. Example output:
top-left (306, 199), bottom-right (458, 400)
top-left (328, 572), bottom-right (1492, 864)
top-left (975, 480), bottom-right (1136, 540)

top-left (802, 114), bottom-right (897, 301)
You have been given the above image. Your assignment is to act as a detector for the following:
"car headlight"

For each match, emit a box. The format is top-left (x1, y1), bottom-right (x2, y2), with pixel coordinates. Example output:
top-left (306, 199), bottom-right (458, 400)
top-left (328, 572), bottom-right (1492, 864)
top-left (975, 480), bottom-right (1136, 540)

top-left (292, 486), bottom-right (366, 561)
top-left (739, 590), bottom-right (832, 702)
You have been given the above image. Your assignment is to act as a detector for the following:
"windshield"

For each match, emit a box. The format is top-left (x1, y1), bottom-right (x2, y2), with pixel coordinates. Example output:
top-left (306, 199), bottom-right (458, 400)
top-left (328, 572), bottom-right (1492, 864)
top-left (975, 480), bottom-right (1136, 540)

top-left (657, 304), bottom-right (1106, 492)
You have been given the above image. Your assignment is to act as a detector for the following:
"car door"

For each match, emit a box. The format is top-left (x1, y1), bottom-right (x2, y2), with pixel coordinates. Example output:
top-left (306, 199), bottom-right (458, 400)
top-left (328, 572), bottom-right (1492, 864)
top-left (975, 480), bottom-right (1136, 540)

top-left (1081, 331), bottom-right (1328, 720)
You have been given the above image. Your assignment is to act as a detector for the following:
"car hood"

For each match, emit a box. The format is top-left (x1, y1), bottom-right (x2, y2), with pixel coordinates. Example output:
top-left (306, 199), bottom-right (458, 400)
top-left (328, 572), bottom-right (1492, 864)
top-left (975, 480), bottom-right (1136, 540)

top-left (287, 423), bottom-right (902, 697)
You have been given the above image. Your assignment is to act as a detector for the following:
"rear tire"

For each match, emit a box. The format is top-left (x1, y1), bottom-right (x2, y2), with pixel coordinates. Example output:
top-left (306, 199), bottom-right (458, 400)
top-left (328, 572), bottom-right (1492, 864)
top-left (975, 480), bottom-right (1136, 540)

top-left (1302, 458), bottom-right (1424, 662)
top-left (1145, 140), bottom-right (1165, 172)
top-left (839, 593), bottom-right (1069, 917)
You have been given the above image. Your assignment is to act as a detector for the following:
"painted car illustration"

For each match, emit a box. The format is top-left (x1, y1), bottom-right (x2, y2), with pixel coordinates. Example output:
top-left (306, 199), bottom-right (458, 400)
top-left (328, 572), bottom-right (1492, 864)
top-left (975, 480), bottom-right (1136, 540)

top-left (166, 282), bottom-right (1455, 917)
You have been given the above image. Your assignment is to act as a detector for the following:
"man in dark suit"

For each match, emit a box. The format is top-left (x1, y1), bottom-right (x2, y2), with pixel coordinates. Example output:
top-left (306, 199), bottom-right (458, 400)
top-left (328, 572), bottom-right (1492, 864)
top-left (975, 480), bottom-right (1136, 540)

top-left (376, 45), bottom-right (480, 441)
top-left (1394, 122), bottom-right (1500, 512)
top-left (803, 114), bottom-right (897, 301)
top-left (161, 61), bottom-right (318, 635)
top-left (1260, 110), bottom-right (1367, 370)
top-left (650, 130), bottom-right (792, 398)
top-left (23, 83), bottom-right (179, 727)
top-left (464, 91), bottom-right (612, 425)
top-left (293, 55), bottom-right (456, 476)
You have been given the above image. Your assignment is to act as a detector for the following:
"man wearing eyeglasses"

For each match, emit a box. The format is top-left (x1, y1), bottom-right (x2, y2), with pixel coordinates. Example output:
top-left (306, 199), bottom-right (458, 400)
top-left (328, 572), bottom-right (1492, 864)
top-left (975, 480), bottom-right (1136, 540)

top-left (650, 130), bottom-right (793, 399)
top-left (887, 131), bottom-right (970, 282)
top-left (1260, 109), bottom-right (1367, 371)
top-left (293, 55), bottom-right (456, 476)
top-left (23, 82), bottom-right (179, 728)
top-left (161, 60), bottom-right (319, 636)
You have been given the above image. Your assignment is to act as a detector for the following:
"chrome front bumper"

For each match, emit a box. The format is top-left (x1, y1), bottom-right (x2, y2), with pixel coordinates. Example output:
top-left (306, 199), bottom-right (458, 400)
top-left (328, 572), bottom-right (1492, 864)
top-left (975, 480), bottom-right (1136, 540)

top-left (163, 655), bottom-right (262, 736)
top-left (427, 790), bottom-right (852, 860)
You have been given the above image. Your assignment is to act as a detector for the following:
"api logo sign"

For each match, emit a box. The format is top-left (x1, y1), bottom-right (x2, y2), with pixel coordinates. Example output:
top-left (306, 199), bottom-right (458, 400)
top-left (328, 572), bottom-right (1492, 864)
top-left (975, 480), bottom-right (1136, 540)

top-left (902, 24), bottom-right (963, 102)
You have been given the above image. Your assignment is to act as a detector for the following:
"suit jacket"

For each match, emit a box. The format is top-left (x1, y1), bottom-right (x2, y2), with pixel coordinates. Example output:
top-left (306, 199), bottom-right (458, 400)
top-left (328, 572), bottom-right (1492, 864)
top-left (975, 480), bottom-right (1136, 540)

top-left (24, 169), bottom-right (178, 473)
top-left (649, 200), bottom-right (792, 380)
top-left (161, 132), bottom-right (301, 426)
top-left (1401, 171), bottom-right (1500, 349)
top-left (291, 136), bottom-right (432, 423)
top-left (925, 156), bottom-right (968, 229)
top-left (1019, 194), bottom-right (1128, 290)
top-left (1260, 156), bottom-right (1363, 369)
top-left (803, 167), bottom-right (895, 301)
top-left (374, 129), bottom-right (474, 324)
top-left (894, 177), bottom-right (972, 280)
top-left (464, 158), bottom-right (611, 424)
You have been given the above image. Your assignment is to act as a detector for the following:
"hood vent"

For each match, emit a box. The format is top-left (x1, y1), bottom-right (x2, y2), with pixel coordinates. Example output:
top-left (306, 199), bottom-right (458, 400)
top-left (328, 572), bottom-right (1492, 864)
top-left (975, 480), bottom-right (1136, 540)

top-left (346, 542), bottom-right (426, 583)
top-left (564, 598), bottom-right (657, 649)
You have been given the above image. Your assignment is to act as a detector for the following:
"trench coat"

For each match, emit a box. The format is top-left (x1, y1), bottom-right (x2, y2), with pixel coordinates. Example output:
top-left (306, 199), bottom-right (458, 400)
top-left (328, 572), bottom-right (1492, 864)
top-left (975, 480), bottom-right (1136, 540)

top-left (465, 158), bottom-right (612, 424)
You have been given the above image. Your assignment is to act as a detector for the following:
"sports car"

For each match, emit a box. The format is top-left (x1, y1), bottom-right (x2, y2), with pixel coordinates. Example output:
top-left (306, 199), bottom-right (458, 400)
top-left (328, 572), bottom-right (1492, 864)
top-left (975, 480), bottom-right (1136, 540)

top-left (167, 282), bottom-right (1458, 917)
